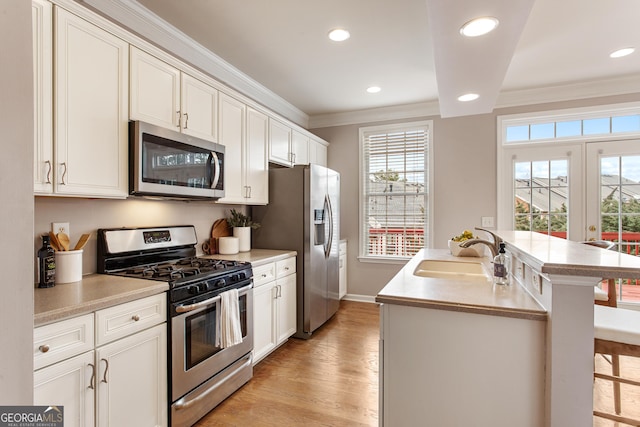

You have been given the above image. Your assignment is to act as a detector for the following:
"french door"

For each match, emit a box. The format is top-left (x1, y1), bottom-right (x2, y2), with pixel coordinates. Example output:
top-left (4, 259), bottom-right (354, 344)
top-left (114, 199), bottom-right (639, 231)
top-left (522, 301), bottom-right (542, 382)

top-left (586, 140), bottom-right (640, 306)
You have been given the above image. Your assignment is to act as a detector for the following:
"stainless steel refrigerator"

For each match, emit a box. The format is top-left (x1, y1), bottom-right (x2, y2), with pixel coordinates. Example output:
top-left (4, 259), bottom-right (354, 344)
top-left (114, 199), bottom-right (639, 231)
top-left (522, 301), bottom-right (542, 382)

top-left (252, 164), bottom-right (340, 338)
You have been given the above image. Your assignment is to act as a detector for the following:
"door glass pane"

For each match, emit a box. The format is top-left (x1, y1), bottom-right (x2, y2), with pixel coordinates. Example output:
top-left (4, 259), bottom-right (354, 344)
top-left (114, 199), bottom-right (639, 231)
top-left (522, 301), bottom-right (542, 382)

top-left (599, 154), bottom-right (640, 304)
top-left (513, 159), bottom-right (568, 237)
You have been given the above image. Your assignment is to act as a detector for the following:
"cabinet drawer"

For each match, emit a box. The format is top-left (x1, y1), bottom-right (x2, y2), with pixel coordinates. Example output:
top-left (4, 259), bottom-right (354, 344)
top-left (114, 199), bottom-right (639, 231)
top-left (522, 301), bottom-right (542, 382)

top-left (276, 257), bottom-right (296, 278)
top-left (95, 293), bottom-right (166, 346)
top-left (253, 263), bottom-right (276, 288)
top-left (34, 313), bottom-right (94, 370)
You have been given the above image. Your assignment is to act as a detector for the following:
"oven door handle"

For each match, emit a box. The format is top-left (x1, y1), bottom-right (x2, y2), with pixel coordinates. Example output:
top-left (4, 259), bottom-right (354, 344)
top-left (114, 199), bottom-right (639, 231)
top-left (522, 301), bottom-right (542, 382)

top-left (174, 284), bottom-right (252, 314)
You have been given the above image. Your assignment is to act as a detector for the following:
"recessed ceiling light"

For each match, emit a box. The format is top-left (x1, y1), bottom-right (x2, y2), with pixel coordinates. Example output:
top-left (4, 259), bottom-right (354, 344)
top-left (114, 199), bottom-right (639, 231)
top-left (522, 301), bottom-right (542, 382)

top-left (458, 93), bottom-right (479, 102)
top-left (367, 86), bottom-right (381, 94)
top-left (610, 47), bottom-right (635, 58)
top-left (328, 28), bottom-right (350, 42)
top-left (460, 17), bottom-right (499, 37)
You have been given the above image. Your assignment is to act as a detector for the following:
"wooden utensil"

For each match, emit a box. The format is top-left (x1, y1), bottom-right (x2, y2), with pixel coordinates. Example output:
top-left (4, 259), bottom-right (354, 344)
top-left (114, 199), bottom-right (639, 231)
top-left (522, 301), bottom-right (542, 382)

top-left (48, 231), bottom-right (61, 251)
top-left (74, 233), bottom-right (91, 250)
top-left (57, 232), bottom-right (70, 251)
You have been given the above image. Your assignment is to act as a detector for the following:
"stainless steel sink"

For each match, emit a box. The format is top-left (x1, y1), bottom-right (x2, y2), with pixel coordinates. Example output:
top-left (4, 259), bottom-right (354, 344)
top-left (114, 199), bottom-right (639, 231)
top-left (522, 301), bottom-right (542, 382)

top-left (413, 259), bottom-right (491, 281)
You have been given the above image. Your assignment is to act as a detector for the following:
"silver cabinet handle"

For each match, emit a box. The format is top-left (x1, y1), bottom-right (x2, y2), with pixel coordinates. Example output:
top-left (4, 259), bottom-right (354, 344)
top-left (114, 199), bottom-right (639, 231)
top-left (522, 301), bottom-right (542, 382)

top-left (100, 358), bottom-right (109, 383)
top-left (60, 162), bottom-right (67, 185)
top-left (247, 186), bottom-right (252, 198)
top-left (39, 344), bottom-right (50, 353)
top-left (44, 160), bottom-right (52, 184)
top-left (88, 363), bottom-right (96, 389)
top-left (176, 110), bottom-right (181, 128)
top-left (183, 112), bottom-right (189, 129)
top-left (132, 314), bottom-right (140, 322)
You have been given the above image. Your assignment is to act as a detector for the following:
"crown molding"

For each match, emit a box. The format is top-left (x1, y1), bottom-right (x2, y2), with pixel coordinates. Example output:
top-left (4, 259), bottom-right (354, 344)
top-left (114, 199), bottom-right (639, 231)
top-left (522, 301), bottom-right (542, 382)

top-left (308, 101), bottom-right (441, 129)
top-left (495, 74), bottom-right (640, 110)
top-left (77, 0), bottom-right (309, 128)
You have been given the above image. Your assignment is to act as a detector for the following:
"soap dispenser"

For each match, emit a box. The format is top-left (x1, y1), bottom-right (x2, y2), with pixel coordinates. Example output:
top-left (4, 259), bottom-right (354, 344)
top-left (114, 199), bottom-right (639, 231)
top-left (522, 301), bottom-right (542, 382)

top-left (493, 242), bottom-right (509, 286)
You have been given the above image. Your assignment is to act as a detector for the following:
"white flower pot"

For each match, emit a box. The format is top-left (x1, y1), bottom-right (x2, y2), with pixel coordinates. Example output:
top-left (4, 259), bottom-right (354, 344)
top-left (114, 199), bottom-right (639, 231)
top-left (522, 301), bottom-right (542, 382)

top-left (233, 227), bottom-right (251, 252)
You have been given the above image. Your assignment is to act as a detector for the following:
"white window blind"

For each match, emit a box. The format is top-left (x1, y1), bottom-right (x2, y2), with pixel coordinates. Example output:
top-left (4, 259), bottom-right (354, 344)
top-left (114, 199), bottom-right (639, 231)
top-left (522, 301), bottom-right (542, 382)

top-left (360, 123), bottom-right (429, 259)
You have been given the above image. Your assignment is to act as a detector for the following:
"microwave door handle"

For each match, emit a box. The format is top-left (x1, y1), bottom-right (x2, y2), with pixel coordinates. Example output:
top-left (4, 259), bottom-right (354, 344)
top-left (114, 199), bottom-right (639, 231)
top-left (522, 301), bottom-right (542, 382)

top-left (210, 151), bottom-right (220, 189)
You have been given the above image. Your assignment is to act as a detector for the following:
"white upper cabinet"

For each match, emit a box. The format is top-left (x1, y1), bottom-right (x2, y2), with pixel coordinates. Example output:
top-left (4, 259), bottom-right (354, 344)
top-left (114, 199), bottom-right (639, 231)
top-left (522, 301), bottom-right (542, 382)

top-left (269, 118), bottom-right (292, 166)
top-left (217, 93), bottom-right (246, 203)
top-left (52, 7), bottom-right (129, 198)
top-left (269, 120), bottom-right (318, 167)
top-left (130, 47), bottom-right (218, 143)
top-left (32, 0), bottom-right (53, 194)
top-left (217, 95), bottom-right (269, 204)
top-left (291, 129), bottom-right (309, 166)
top-left (245, 107), bottom-right (269, 204)
top-left (309, 138), bottom-right (328, 167)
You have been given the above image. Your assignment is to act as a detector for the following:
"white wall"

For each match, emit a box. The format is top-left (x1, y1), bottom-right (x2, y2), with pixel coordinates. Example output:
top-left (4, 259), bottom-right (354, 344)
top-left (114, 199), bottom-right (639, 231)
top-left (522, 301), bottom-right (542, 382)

top-left (0, 0), bottom-right (35, 404)
top-left (313, 93), bottom-right (640, 298)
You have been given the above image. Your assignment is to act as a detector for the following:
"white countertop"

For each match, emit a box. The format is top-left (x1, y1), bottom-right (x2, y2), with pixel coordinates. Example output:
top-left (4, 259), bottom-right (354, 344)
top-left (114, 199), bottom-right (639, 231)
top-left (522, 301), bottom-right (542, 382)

top-left (497, 230), bottom-right (640, 278)
top-left (375, 248), bottom-right (547, 320)
top-left (202, 248), bottom-right (296, 266)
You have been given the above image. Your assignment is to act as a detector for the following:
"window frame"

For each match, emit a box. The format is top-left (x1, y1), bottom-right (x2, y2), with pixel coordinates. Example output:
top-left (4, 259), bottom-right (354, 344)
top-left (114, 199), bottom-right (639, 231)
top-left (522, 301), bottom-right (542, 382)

top-left (358, 120), bottom-right (433, 263)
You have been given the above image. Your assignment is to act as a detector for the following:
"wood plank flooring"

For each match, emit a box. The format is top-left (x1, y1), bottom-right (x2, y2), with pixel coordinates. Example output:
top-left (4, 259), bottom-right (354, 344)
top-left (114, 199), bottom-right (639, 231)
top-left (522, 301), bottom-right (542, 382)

top-left (194, 300), bottom-right (380, 427)
top-left (194, 300), bottom-right (640, 427)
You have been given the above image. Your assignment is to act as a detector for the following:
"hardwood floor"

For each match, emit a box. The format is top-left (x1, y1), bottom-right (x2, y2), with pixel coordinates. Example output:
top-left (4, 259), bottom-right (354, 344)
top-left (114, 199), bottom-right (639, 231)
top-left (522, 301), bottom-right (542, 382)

top-left (194, 300), bottom-right (380, 427)
top-left (193, 300), bottom-right (640, 427)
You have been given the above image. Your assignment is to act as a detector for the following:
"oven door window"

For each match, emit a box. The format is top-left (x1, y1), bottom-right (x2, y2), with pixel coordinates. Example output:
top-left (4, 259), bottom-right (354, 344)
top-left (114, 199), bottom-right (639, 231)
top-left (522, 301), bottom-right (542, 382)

top-left (184, 294), bottom-right (248, 370)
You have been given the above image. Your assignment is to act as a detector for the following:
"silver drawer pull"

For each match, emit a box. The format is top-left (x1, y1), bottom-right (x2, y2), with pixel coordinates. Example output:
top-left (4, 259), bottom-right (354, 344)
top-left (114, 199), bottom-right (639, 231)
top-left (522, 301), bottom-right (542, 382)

top-left (132, 314), bottom-right (140, 322)
top-left (39, 345), bottom-right (50, 353)
top-left (261, 273), bottom-right (267, 278)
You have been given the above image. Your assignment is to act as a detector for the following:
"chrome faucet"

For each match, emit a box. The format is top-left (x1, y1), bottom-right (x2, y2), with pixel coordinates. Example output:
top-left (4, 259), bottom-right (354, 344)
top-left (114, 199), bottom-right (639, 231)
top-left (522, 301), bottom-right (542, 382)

top-left (459, 227), bottom-right (503, 258)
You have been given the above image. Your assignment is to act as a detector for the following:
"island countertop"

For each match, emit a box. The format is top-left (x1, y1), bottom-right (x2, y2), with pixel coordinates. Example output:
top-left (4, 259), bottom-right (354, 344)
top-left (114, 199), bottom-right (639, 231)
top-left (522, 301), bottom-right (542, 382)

top-left (496, 230), bottom-right (640, 278)
top-left (375, 248), bottom-right (547, 320)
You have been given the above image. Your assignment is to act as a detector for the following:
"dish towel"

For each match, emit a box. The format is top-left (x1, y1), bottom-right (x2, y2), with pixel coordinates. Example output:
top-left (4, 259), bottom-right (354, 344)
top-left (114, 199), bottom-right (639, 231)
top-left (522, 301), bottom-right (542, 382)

top-left (219, 288), bottom-right (243, 348)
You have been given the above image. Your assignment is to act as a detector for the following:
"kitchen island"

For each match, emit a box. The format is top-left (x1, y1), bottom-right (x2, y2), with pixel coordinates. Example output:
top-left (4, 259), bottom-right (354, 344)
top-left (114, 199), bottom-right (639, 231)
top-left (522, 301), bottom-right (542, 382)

top-left (377, 231), bottom-right (640, 427)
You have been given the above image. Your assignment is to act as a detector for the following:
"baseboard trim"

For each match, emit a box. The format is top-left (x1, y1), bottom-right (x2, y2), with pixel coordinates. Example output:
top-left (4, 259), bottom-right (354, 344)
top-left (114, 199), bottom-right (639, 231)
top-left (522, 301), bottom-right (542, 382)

top-left (342, 294), bottom-right (377, 304)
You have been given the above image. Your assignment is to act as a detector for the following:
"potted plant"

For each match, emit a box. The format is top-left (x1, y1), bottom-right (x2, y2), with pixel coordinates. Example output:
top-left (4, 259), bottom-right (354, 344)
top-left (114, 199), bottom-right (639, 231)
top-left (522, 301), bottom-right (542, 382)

top-left (227, 209), bottom-right (260, 252)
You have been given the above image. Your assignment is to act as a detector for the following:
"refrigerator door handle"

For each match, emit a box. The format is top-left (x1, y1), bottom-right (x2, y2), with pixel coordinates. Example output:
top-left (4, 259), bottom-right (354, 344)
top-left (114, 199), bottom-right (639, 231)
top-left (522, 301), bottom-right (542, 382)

top-left (324, 194), bottom-right (334, 258)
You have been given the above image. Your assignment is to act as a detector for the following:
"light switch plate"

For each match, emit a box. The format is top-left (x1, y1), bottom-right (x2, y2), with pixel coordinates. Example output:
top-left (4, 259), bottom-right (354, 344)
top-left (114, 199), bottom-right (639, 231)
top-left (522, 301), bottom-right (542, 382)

top-left (531, 271), bottom-right (542, 294)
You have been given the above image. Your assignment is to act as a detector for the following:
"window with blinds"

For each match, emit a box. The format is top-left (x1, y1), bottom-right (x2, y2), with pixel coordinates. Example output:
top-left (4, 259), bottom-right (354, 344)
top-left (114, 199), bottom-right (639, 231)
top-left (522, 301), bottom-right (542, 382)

top-left (359, 122), bottom-right (430, 259)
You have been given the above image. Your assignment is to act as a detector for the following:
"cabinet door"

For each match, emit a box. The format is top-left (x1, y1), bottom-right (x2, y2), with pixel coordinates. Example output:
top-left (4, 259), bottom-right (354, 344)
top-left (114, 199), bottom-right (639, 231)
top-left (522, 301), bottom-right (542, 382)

top-left (54, 8), bottom-right (128, 198)
top-left (96, 324), bottom-right (167, 427)
top-left (276, 274), bottom-right (297, 344)
top-left (246, 108), bottom-right (269, 204)
top-left (291, 130), bottom-right (309, 166)
top-left (32, 0), bottom-right (53, 194)
top-left (34, 351), bottom-right (95, 427)
top-left (181, 74), bottom-right (218, 142)
top-left (309, 140), bottom-right (328, 167)
top-left (217, 93), bottom-right (246, 204)
top-left (130, 46), bottom-right (180, 130)
top-left (339, 244), bottom-right (347, 299)
top-left (269, 119), bottom-right (292, 166)
top-left (252, 282), bottom-right (277, 364)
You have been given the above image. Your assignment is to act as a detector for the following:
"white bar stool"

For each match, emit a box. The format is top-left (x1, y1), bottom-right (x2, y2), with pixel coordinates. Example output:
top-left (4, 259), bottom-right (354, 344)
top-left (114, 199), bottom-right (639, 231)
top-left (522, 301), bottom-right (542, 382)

top-left (593, 305), bottom-right (640, 425)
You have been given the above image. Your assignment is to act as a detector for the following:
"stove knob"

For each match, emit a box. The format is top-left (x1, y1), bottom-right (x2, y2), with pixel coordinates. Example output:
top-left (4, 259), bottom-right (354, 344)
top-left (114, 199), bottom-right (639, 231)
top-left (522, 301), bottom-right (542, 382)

top-left (239, 272), bottom-right (246, 280)
top-left (216, 279), bottom-right (225, 288)
top-left (188, 285), bottom-right (199, 294)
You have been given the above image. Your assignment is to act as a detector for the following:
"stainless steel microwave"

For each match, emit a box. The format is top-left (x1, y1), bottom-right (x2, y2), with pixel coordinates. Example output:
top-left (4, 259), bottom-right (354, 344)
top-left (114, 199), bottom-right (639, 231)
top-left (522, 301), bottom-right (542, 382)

top-left (129, 121), bottom-right (225, 200)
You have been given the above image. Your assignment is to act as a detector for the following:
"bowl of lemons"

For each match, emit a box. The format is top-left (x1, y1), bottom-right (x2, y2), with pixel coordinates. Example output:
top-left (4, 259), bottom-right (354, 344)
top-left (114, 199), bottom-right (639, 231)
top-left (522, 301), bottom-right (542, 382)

top-left (448, 230), bottom-right (485, 257)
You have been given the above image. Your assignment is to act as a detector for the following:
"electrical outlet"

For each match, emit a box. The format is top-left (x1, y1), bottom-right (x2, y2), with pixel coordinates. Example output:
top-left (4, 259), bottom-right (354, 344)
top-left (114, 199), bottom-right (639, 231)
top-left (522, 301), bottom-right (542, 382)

top-left (52, 222), bottom-right (70, 236)
top-left (531, 271), bottom-right (542, 295)
top-left (481, 216), bottom-right (494, 228)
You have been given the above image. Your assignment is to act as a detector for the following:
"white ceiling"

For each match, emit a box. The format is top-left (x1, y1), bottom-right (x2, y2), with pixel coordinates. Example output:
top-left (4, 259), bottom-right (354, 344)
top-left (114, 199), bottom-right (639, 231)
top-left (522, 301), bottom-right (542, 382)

top-left (130, 0), bottom-right (640, 119)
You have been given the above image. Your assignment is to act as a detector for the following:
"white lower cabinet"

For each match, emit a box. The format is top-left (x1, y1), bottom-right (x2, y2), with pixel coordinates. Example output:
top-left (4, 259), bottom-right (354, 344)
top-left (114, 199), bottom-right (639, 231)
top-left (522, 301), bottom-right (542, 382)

top-left (339, 240), bottom-right (347, 299)
top-left (252, 256), bottom-right (297, 364)
top-left (34, 293), bottom-right (167, 427)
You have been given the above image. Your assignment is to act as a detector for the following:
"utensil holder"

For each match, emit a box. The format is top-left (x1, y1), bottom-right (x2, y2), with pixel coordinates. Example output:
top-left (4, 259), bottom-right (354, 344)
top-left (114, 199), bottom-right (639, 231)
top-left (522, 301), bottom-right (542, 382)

top-left (55, 249), bottom-right (83, 283)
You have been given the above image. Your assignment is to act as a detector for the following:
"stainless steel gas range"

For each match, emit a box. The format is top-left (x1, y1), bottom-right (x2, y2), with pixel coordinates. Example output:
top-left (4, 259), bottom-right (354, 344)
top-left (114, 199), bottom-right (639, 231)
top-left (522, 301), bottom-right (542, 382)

top-left (97, 225), bottom-right (253, 427)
